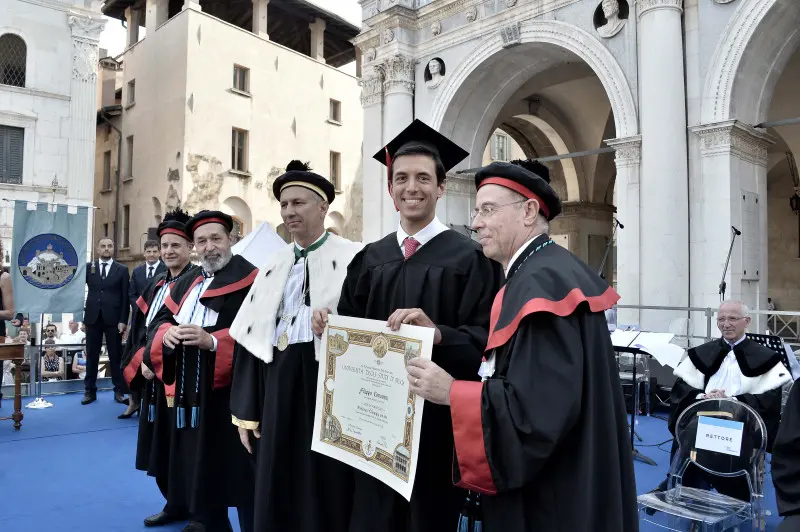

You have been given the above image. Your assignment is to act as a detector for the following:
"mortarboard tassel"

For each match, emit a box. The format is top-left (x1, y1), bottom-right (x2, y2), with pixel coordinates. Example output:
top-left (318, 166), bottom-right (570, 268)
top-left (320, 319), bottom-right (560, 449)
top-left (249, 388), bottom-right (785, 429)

top-left (148, 380), bottom-right (157, 423)
top-left (176, 351), bottom-right (186, 429)
top-left (190, 349), bottom-right (201, 429)
top-left (148, 403), bottom-right (155, 422)
top-left (455, 492), bottom-right (483, 532)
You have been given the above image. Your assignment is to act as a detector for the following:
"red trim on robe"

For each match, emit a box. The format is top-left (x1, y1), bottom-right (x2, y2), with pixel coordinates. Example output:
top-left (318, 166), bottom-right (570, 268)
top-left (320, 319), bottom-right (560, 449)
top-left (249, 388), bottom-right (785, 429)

top-left (164, 275), bottom-right (204, 314)
top-left (149, 322), bottom-right (172, 382)
top-left (201, 269), bottom-right (259, 299)
top-left (479, 177), bottom-right (550, 219)
top-left (450, 381), bottom-right (497, 495)
top-left (485, 285), bottom-right (620, 351)
top-left (211, 328), bottom-right (235, 389)
top-left (123, 347), bottom-right (144, 386)
top-left (159, 227), bottom-right (189, 240)
top-left (164, 381), bottom-right (176, 402)
top-left (135, 295), bottom-right (149, 315)
top-left (190, 217), bottom-right (229, 233)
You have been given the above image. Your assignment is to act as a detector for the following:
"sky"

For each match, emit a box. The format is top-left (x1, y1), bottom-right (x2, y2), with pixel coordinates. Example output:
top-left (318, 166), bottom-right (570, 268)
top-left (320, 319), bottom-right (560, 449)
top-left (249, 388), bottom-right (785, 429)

top-left (98, 0), bottom-right (362, 57)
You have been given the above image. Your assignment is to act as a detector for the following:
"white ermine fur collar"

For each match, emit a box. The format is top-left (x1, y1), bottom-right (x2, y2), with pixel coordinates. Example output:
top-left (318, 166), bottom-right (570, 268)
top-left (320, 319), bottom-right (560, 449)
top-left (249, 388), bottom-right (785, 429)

top-left (230, 234), bottom-right (362, 364)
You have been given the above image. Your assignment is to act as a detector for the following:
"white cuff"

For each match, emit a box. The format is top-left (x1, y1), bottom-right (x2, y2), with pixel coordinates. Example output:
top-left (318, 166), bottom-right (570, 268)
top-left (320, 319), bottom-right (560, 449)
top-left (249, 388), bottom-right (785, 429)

top-left (211, 335), bottom-right (217, 352)
top-left (696, 393), bottom-right (706, 400)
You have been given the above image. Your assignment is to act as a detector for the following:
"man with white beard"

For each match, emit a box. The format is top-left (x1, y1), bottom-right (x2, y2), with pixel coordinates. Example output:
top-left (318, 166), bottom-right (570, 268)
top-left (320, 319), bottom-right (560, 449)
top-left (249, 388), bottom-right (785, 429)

top-left (148, 210), bottom-right (257, 532)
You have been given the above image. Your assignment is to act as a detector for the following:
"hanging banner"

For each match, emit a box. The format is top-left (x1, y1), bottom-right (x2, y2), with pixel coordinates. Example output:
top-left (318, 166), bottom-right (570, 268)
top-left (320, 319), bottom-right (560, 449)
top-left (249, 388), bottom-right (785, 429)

top-left (10, 201), bottom-right (89, 321)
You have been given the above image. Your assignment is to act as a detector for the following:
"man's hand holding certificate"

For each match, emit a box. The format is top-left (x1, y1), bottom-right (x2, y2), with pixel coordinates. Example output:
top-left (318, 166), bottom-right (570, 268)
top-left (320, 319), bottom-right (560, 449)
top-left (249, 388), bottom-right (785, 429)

top-left (310, 314), bottom-right (434, 500)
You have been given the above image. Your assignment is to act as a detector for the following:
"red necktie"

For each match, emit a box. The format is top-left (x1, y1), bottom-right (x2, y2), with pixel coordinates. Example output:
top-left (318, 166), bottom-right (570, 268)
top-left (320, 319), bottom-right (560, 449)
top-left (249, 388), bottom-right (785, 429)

top-left (403, 237), bottom-right (420, 260)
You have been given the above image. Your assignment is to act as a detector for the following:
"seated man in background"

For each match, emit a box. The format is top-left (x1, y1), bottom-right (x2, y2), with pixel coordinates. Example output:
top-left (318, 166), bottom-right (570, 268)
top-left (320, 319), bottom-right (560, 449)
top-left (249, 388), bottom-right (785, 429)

top-left (772, 379), bottom-right (800, 531)
top-left (655, 300), bottom-right (791, 500)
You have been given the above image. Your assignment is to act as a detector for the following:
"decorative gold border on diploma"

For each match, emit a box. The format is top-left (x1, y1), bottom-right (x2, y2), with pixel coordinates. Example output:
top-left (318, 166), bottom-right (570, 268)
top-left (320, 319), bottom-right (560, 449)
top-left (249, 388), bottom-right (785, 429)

top-left (319, 326), bottom-right (423, 482)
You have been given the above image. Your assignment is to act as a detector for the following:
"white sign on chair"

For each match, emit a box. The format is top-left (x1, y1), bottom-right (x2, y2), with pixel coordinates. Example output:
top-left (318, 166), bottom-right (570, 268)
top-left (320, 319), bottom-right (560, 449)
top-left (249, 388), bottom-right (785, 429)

top-left (695, 416), bottom-right (744, 457)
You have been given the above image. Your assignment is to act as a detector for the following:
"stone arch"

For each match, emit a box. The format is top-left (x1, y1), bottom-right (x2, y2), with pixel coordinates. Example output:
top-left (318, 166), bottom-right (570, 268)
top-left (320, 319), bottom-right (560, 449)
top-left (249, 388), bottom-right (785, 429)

top-left (429, 20), bottom-right (638, 169)
top-left (0, 31), bottom-right (29, 88)
top-left (701, 0), bottom-right (800, 124)
top-left (220, 196), bottom-right (252, 237)
top-left (276, 223), bottom-right (290, 243)
top-left (326, 210), bottom-right (345, 235)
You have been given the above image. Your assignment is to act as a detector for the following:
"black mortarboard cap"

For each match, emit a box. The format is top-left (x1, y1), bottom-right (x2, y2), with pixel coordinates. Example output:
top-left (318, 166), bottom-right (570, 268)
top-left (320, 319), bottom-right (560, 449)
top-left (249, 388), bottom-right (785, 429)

top-left (185, 210), bottom-right (234, 240)
top-left (371, 119), bottom-right (469, 173)
top-left (474, 160), bottom-right (562, 220)
top-left (273, 160), bottom-right (336, 203)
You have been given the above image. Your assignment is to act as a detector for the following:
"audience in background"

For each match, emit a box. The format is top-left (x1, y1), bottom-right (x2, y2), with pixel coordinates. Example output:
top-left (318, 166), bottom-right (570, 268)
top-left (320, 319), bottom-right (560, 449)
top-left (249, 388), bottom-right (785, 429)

top-left (71, 338), bottom-right (87, 380)
top-left (41, 339), bottom-right (64, 381)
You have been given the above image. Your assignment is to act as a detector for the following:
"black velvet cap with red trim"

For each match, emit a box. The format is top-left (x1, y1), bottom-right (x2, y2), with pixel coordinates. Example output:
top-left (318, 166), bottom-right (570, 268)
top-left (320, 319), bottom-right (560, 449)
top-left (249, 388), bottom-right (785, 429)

top-left (157, 208), bottom-right (191, 241)
top-left (372, 119), bottom-right (469, 173)
top-left (185, 210), bottom-right (234, 240)
top-left (475, 159), bottom-right (562, 221)
top-left (273, 160), bottom-right (336, 203)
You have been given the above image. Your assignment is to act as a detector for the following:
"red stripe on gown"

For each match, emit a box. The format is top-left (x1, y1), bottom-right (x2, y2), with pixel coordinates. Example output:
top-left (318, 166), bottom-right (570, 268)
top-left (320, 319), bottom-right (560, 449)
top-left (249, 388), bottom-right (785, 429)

top-left (450, 380), bottom-right (497, 495)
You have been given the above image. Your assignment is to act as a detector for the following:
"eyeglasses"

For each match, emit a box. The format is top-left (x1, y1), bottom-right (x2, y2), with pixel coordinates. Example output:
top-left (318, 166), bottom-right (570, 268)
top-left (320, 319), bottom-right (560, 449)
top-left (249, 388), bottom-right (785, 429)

top-left (716, 317), bottom-right (746, 324)
top-left (470, 200), bottom-right (527, 223)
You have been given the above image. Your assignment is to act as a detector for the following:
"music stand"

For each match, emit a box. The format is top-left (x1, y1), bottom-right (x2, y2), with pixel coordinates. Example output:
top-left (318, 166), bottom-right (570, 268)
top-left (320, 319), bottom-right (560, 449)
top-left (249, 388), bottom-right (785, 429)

top-left (615, 345), bottom-right (657, 466)
top-left (746, 332), bottom-right (792, 368)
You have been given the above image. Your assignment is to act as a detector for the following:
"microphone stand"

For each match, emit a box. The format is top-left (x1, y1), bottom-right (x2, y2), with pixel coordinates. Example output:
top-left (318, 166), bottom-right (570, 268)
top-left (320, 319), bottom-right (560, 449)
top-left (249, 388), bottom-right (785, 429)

top-left (598, 218), bottom-right (623, 280)
top-left (719, 227), bottom-right (741, 302)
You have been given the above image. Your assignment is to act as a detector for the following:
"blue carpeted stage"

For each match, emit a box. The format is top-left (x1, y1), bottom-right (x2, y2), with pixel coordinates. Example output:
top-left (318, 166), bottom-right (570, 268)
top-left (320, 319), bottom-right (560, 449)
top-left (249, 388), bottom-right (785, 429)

top-left (0, 393), bottom-right (785, 531)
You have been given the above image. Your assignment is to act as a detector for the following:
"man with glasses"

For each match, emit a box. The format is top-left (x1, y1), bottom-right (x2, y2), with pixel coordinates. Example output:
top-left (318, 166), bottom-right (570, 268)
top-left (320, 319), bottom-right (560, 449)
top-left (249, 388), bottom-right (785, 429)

top-left (654, 299), bottom-right (792, 499)
top-left (313, 120), bottom-right (503, 532)
top-left (407, 158), bottom-right (636, 532)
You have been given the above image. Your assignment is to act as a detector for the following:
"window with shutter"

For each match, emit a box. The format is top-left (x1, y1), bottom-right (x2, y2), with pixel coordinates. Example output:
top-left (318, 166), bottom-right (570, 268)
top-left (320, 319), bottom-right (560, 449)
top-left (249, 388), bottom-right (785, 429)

top-left (0, 124), bottom-right (24, 184)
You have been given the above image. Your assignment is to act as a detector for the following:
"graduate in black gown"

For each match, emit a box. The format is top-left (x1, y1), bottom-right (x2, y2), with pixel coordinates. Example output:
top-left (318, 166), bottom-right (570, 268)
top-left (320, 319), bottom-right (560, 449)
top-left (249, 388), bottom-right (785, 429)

top-left (772, 379), bottom-right (800, 531)
top-left (659, 300), bottom-right (791, 500)
top-left (121, 209), bottom-right (199, 527)
top-left (409, 160), bottom-right (637, 532)
top-left (148, 211), bottom-right (257, 532)
top-left (229, 161), bottom-right (363, 531)
top-left (313, 120), bottom-right (503, 532)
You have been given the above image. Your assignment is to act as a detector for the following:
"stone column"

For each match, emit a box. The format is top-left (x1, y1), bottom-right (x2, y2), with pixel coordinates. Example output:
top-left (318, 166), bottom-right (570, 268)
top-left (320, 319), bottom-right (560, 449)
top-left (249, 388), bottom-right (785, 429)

top-left (380, 55), bottom-right (415, 237)
top-left (309, 18), bottom-right (326, 62)
top-left (360, 69), bottom-right (387, 243)
top-left (637, 0), bottom-right (689, 330)
top-left (124, 7), bottom-right (140, 47)
top-left (145, 0), bottom-right (169, 34)
top-left (606, 136), bottom-right (642, 326)
top-left (68, 12), bottom-right (106, 202)
top-left (252, 0), bottom-right (268, 38)
top-left (691, 121), bottom-right (774, 332)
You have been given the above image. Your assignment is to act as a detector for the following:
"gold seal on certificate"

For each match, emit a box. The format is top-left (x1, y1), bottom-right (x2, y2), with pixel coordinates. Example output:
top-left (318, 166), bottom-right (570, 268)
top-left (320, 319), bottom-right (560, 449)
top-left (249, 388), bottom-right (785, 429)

top-left (311, 314), bottom-right (434, 500)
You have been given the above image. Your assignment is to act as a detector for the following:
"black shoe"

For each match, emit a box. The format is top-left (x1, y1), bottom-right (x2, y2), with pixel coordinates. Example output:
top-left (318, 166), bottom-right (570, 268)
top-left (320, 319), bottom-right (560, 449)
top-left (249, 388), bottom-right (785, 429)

top-left (144, 511), bottom-right (184, 527)
top-left (118, 406), bottom-right (140, 419)
top-left (81, 393), bottom-right (96, 405)
top-left (114, 392), bottom-right (127, 404)
top-left (181, 522), bottom-right (205, 532)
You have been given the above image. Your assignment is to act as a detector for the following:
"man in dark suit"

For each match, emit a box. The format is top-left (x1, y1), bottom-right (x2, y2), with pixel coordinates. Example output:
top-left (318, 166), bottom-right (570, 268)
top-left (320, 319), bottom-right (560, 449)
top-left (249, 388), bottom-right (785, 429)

top-left (129, 239), bottom-right (166, 310)
top-left (83, 237), bottom-right (130, 405)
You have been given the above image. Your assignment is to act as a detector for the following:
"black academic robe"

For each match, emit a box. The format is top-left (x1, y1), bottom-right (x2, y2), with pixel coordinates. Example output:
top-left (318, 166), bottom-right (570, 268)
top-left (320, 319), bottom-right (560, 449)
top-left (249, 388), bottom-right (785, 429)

top-left (337, 229), bottom-right (503, 532)
top-left (449, 234), bottom-right (637, 532)
top-left (121, 264), bottom-right (199, 481)
top-left (772, 380), bottom-right (800, 520)
top-left (147, 255), bottom-right (258, 520)
top-left (669, 338), bottom-right (789, 452)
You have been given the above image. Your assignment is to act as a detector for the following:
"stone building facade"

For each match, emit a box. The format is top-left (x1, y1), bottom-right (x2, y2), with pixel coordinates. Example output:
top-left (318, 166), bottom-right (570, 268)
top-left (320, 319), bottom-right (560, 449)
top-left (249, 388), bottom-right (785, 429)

top-left (95, 0), bottom-right (364, 268)
top-left (0, 0), bottom-right (105, 265)
top-left (355, 0), bottom-right (800, 333)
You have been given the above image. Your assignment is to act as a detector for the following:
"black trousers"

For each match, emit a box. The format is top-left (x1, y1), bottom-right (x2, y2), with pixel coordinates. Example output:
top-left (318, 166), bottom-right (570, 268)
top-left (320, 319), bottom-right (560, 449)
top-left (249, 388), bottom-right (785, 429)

top-left (84, 314), bottom-right (127, 394)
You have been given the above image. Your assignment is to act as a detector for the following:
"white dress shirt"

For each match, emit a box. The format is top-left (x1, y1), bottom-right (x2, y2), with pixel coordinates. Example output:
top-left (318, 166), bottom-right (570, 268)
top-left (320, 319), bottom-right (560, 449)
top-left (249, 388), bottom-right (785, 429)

top-left (702, 336), bottom-right (747, 398)
top-left (173, 275), bottom-right (220, 351)
top-left (98, 258), bottom-right (113, 277)
top-left (145, 261), bottom-right (161, 279)
top-left (272, 233), bottom-right (327, 348)
top-left (396, 217), bottom-right (449, 251)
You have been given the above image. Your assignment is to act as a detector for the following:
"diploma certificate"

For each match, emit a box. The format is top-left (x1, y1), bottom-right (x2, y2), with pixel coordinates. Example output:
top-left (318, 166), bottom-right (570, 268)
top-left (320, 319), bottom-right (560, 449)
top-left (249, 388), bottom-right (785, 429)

top-left (311, 314), bottom-right (434, 500)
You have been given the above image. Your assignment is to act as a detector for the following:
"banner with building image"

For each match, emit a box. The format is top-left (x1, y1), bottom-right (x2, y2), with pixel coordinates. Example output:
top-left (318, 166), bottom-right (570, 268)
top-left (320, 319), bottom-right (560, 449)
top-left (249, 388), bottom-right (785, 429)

top-left (10, 200), bottom-right (88, 322)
